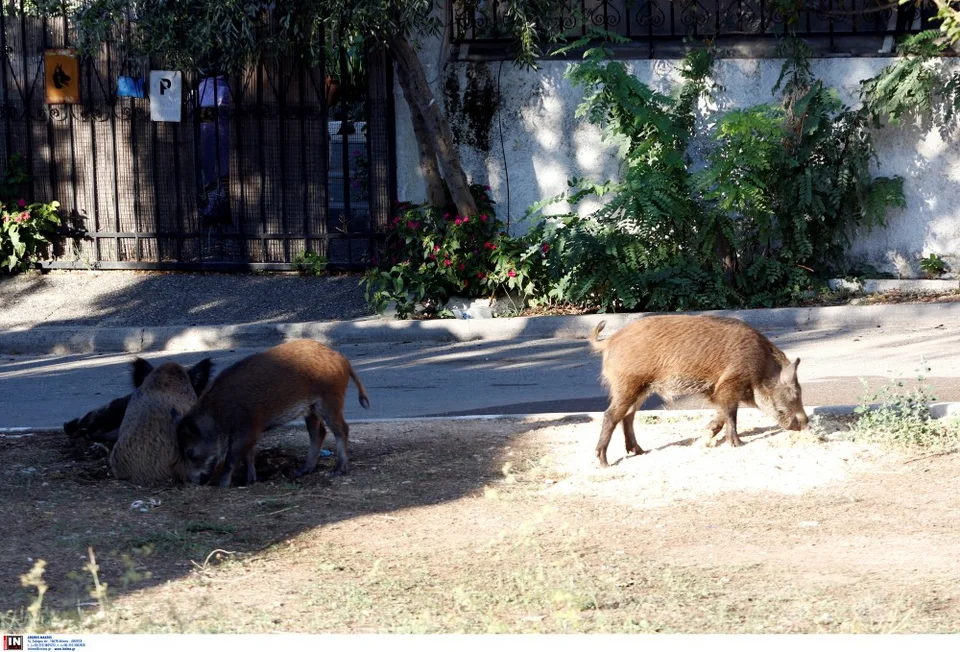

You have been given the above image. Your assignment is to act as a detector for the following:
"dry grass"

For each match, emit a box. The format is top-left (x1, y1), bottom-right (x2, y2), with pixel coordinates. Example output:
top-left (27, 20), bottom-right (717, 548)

top-left (2, 414), bottom-right (959, 634)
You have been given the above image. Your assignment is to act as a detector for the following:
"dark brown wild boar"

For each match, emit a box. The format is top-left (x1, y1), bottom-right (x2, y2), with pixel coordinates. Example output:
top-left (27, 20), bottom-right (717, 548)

top-left (589, 315), bottom-right (808, 466)
top-left (64, 394), bottom-right (131, 446)
top-left (176, 339), bottom-right (370, 487)
top-left (109, 357), bottom-right (213, 485)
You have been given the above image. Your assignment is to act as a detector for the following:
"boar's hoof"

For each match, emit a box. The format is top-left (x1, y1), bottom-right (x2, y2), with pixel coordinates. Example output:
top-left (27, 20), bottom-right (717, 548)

top-left (701, 430), bottom-right (722, 448)
top-left (726, 433), bottom-right (744, 448)
top-left (625, 444), bottom-right (645, 457)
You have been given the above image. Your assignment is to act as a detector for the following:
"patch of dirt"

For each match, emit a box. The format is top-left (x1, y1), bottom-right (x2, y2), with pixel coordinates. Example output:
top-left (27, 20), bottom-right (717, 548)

top-left (2, 415), bottom-right (959, 633)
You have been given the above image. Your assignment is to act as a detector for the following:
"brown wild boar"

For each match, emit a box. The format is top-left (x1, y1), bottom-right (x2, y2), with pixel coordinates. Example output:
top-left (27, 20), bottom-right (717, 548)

top-left (589, 315), bottom-right (808, 466)
top-left (109, 357), bottom-right (213, 486)
top-left (176, 339), bottom-right (370, 487)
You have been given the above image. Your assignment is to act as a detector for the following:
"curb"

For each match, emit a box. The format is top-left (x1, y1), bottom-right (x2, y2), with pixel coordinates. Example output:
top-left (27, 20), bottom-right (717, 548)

top-left (4, 402), bottom-right (959, 435)
top-left (2, 301), bottom-right (960, 355)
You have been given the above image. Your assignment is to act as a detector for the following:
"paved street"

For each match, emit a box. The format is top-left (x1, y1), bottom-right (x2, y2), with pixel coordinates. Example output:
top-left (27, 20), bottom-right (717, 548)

top-left (2, 323), bottom-right (960, 429)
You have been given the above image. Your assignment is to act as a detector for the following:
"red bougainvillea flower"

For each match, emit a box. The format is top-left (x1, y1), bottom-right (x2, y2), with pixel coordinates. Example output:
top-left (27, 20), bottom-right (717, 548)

top-left (508, 269), bottom-right (516, 278)
top-left (480, 214), bottom-right (488, 222)
top-left (458, 263), bottom-right (465, 271)
top-left (454, 218), bottom-right (462, 225)
top-left (461, 216), bottom-right (469, 223)
top-left (17, 199), bottom-right (26, 208)
top-left (463, 280), bottom-right (469, 287)
top-left (433, 244), bottom-right (441, 252)
top-left (541, 243), bottom-right (550, 253)
top-left (444, 213), bottom-right (451, 219)
top-left (407, 220), bottom-right (421, 230)
top-left (444, 259), bottom-right (452, 267)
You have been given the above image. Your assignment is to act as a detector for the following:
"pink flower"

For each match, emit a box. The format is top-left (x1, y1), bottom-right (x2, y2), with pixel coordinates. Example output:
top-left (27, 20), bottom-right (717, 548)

top-left (433, 244), bottom-right (440, 252)
top-left (477, 272), bottom-right (486, 280)
top-left (541, 243), bottom-right (550, 253)
top-left (462, 216), bottom-right (469, 223)
top-left (458, 263), bottom-right (465, 271)
top-left (444, 213), bottom-right (451, 220)
top-left (463, 280), bottom-right (469, 287)
top-left (480, 214), bottom-right (488, 222)
top-left (508, 269), bottom-right (516, 278)
top-left (17, 199), bottom-right (25, 208)
top-left (454, 218), bottom-right (462, 225)
top-left (407, 220), bottom-right (420, 230)
top-left (444, 259), bottom-right (452, 267)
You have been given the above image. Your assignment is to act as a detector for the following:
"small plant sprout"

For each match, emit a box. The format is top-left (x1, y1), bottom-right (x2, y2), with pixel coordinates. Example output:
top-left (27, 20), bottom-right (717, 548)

top-left (19, 559), bottom-right (48, 633)
top-left (919, 253), bottom-right (948, 278)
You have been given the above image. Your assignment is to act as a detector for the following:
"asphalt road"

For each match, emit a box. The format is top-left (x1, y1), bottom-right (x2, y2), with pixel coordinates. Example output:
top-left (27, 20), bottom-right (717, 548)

top-left (2, 323), bottom-right (960, 430)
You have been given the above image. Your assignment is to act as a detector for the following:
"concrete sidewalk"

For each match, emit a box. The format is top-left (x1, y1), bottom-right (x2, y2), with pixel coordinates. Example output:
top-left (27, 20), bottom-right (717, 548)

top-left (3, 270), bottom-right (960, 354)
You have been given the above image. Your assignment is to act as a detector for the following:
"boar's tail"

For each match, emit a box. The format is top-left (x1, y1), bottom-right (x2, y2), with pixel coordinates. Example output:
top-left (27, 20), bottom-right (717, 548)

top-left (589, 320), bottom-right (608, 352)
top-left (349, 365), bottom-right (371, 409)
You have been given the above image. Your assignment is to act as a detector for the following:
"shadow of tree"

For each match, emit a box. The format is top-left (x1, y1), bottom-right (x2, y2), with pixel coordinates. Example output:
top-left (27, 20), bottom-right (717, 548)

top-left (0, 415), bottom-right (582, 614)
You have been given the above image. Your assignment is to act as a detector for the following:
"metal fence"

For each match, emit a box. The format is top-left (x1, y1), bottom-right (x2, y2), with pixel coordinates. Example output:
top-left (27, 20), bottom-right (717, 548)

top-left (0, 7), bottom-right (396, 270)
top-left (452, 0), bottom-right (941, 54)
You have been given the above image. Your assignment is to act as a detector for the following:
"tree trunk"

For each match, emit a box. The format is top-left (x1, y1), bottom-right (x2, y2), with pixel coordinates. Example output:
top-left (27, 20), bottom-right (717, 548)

top-left (393, 56), bottom-right (445, 208)
top-left (388, 34), bottom-right (478, 218)
top-left (714, 228), bottom-right (737, 285)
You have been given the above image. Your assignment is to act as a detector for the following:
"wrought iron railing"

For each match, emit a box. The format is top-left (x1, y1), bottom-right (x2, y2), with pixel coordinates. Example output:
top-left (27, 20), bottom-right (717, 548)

top-left (451, 0), bottom-right (940, 49)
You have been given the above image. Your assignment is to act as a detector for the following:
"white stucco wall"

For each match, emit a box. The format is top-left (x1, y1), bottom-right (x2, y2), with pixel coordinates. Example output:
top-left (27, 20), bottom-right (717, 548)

top-left (394, 46), bottom-right (960, 277)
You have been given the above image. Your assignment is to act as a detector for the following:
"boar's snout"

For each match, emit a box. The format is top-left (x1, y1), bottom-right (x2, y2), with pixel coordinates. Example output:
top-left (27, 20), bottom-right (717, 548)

top-left (785, 410), bottom-right (809, 431)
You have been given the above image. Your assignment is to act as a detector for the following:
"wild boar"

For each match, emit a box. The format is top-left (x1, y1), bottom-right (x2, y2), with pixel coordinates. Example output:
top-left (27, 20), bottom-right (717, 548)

top-left (109, 357), bottom-right (212, 486)
top-left (589, 315), bottom-right (808, 466)
top-left (64, 394), bottom-right (131, 446)
top-left (176, 339), bottom-right (370, 488)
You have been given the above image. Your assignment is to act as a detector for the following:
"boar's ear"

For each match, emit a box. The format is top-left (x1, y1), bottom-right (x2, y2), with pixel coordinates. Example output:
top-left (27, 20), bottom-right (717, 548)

top-left (780, 358), bottom-right (800, 385)
top-left (188, 358), bottom-right (213, 395)
top-left (133, 358), bottom-right (154, 388)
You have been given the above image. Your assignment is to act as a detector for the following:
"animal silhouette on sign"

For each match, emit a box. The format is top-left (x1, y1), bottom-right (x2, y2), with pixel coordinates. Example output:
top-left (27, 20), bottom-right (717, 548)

top-left (52, 63), bottom-right (71, 89)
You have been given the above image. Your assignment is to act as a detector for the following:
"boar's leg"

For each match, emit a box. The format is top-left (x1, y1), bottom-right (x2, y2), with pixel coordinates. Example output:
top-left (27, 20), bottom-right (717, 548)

top-left (218, 442), bottom-right (246, 488)
top-left (700, 411), bottom-right (726, 447)
top-left (723, 409), bottom-right (743, 447)
top-left (709, 379), bottom-right (745, 448)
top-left (293, 408), bottom-right (329, 478)
top-left (245, 447), bottom-right (257, 486)
top-left (597, 388), bottom-right (646, 466)
top-left (318, 399), bottom-right (350, 476)
top-left (621, 396), bottom-right (649, 457)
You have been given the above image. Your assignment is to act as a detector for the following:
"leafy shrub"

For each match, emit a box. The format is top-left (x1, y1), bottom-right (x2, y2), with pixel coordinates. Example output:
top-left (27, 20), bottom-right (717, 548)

top-left (854, 363), bottom-right (960, 450)
top-left (292, 250), bottom-right (328, 276)
top-left (1, 155), bottom-right (60, 273)
top-left (919, 253), bottom-right (947, 278)
top-left (524, 42), bottom-right (730, 312)
top-left (697, 38), bottom-right (906, 306)
top-left (523, 36), bottom-right (910, 313)
top-left (362, 184), bottom-right (548, 318)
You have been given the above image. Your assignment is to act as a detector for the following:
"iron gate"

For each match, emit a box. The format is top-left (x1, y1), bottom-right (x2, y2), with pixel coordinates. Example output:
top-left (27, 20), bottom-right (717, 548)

top-left (0, 5), bottom-right (396, 270)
